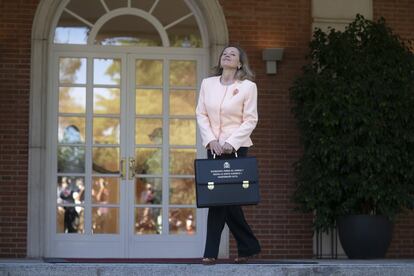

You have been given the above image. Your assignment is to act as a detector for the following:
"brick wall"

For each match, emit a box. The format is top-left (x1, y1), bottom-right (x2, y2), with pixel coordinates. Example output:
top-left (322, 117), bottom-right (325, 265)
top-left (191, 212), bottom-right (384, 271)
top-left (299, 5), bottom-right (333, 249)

top-left (0, 0), bottom-right (313, 259)
top-left (0, 0), bottom-right (39, 258)
top-left (373, 0), bottom-right (414, 258)
top-left (218, 0), bottom-right (314, 258)
top-left (0, 0), bottom-right (412, 259)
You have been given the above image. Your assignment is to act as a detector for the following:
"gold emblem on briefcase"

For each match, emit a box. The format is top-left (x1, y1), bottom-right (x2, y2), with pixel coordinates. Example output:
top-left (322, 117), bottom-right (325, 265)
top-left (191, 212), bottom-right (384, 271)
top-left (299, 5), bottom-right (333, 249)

top-left (208, 181), bottom-right (214, 190)
top-left (242, 180), bottom-right (249, 189)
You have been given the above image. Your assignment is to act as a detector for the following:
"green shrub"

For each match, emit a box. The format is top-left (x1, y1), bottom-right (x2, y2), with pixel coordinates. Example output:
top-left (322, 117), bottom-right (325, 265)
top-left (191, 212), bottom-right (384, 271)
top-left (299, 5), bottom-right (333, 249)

top-left (290, 15), bottom-right (414, 232)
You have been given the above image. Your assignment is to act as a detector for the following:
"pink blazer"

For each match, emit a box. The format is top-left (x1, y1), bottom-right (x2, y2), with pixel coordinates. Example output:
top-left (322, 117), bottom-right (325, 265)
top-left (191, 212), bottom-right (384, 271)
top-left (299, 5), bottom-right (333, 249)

top-left (196, 76), bottom-right (258, 151)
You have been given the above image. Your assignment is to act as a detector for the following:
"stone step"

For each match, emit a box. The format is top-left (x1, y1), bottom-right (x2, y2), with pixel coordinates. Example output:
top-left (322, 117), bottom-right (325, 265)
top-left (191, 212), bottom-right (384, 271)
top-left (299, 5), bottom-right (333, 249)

top-left (1, 259), bottom-right (414, 276)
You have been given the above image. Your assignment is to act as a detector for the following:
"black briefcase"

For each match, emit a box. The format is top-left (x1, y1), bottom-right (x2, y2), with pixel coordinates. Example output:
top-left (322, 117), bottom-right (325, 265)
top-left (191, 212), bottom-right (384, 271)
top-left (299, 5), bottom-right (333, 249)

top-left (194, 156), bottom-right (260, 208)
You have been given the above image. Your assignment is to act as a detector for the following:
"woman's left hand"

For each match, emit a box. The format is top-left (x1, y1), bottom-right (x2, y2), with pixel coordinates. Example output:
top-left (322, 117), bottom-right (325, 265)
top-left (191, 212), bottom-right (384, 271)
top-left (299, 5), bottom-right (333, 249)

top-left (222, 142), bottom-right (234, 154)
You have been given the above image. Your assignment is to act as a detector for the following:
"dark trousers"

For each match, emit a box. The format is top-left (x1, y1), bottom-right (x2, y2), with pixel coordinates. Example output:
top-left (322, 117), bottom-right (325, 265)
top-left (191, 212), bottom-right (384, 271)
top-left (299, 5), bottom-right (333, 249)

top-left (203, 147), bottom-right (261, 258)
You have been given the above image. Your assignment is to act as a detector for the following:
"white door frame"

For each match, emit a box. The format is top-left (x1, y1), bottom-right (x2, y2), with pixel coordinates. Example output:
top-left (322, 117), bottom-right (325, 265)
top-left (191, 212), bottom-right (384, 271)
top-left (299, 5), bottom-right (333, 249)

top-left (28, 0), bottom-right (229, 258)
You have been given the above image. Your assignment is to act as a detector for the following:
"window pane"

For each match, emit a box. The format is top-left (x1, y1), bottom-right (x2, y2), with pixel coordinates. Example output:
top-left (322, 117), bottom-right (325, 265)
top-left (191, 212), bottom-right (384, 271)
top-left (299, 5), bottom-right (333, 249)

top-left (104, 0), bottom-right (127, 10)
top-left (136, 60), bottom-right (163, 86)
top-left (94, 88), bottom-right (120, 114)
top-left (152, 0), bottom-right (191, 26)
top-left (54, 11), bottom-right (89, 44)
top-left (135, 148), bottom-right (162, 175)
top-left (58, 117), bottom-right (85, 144)
top-left (169, 148), bottom-right (196, 175)
top-left (136, 89), bottom-right (163, 115)
top-left (96, 15), bottom-right (162, 46)
top-left (92, 177), bottom-right (119, 204)
top-left (94, 59), bottom-right (121, 85)
top-left (169, 208), bottom-right (196, 235)
top-left (169, 119), bottom-right (196, 145)
top-left (92, 207), bottom-right (119, 234)
top-left (59, 87), bottom-right (86, 114)
top-left (169, 90), bottom-right (196, 115)
top-left (92, 147), bottom-right (119, 174)
top-left (169, 178), bottom-right (195, 205)
top-left (135, 207), bottom-right (162, 235)
top-left (93, 117), bottom-right (120, 144)
top-left (168, 16), bottom-right (202, 48)
top-left (135, 177), bottom-right (162, 204)
top-left (169, 60), bottom-right (196, 87)
top-left (57, 206), bottom-right (84, 233)
top-left (59, 58), bottom-right (86, 84)
top-left (58, 146), bottom-right (85, 173)
top-left (66, 0), bottom-right (106, 25)
top-left (131, 0), bottom-right (154, 11)
top-left (57, 176), bottom-right (85, 205)
top-left (136, 119), bottom-right (162, 145)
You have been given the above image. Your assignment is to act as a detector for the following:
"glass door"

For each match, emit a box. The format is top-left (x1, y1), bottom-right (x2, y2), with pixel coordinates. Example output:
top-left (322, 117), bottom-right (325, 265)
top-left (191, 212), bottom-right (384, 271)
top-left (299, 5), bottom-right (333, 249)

top-left (126, 55), bottom-right (204, 257)
top-left (49, 52), bottom-right (205, 258)
top-left (51, 53), bottom-right (127, 257)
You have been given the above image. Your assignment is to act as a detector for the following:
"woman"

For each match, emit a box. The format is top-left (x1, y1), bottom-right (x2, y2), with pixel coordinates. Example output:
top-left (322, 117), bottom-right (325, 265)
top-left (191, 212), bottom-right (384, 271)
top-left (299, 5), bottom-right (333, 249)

top-left (196, 45), bottom-right (261, 265)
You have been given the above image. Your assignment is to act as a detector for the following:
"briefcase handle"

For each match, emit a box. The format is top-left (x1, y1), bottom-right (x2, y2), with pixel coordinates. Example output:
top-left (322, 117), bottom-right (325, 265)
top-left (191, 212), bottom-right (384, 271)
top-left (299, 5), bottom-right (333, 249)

top-left (212, 150), bottom-right (238, 159)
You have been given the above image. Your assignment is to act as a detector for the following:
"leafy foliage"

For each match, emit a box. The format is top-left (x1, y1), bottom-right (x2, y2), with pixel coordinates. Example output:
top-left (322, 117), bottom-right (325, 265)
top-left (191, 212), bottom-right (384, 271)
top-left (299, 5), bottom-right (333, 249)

top-left (290, 15), bottom-right (414, 232)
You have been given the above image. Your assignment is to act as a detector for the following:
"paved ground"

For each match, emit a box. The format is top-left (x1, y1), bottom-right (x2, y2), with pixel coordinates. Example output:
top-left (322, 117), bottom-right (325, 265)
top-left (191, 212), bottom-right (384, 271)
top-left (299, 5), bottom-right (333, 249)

top-left (1, 258), bottom-right (414, 275)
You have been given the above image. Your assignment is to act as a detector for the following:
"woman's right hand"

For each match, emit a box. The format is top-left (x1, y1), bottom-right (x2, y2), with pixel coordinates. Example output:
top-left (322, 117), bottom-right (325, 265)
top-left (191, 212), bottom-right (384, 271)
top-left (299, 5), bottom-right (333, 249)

top-left (208, 140), bottom-right (223, 155)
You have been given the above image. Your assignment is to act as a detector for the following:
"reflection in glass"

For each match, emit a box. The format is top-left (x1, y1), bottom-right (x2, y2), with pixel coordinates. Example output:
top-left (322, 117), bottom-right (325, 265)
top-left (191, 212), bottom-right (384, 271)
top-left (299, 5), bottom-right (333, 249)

top-left (92, 147), bottom-right (119, 174)
top-left (135, 208), bottom-right (162, 235)
top-left (152, 0), bottom-right (190, 26)
top-left (93, 118), bottom-right (120, 144)
top-left (93, 59), bottom-right (121, 85)
top-left (92, 207), bottom-right (119, 234)
top-left (169, 90), bottom-right (196, 115)
top-left (54, 11), bottom-right (89, 45)
top-left (66, 0), bottom-right (106, 25)
top-left (96, 15), bottom-right (162, 46)
top-left (93, 88), bottom-right (120, 114)
top-left (169, 60), bottom-right (196, 87)
top-left (58, 146), bottom-right (85, 173)
top-left (169, 208), bottom-right (196, 235)
top-left (136, 89), bottom-right (163, 115)
top-left (57, 206), bottom-right (84, 234)
top-left (169, 119), bottom-right (196, 145)
top-left (135, 177), bottom-right (162, 204)
top-left (57, 176), bottom-right (85, 204)
top-left (136, 60), bottom-right (163, 86)
top-left (92, 177), bottom-right (119, 204)
top-left (103, 0), bottom-right (127, 10)
top-left (131, 0), bottom-right (154, 11)
top-left (170, 148), bottom-right (196, 175)
top-left (135, 148), bottom-right (162, 175)
top-left (170, 178), bottom-right (196, 205)
top-left (55, 27), bottom-right (90, 45)
top-left (168, 17), bottom-right (202, 48)
top-left (136, 119), bottom-right (162, 145)
top-left (58, 117), bottom-right (85, 143)
top-left (59, 87), bottom-right (86, 113)
top-left (59, 58), bottom-right (86, 84)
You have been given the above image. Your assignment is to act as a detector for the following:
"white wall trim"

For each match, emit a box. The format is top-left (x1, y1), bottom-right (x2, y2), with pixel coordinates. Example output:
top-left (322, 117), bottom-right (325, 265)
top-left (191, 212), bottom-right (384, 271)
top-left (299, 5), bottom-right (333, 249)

top-left (194, 0), bottom-right (229, 67)
top-left (311, 0), bottom-right (373, 33)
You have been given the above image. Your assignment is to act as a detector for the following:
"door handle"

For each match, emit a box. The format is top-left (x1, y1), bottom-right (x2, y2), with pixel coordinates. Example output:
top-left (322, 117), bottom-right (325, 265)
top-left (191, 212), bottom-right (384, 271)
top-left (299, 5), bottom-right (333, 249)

top-left (120, 158), bottom-right (126, 180)
top-left (129, 157), bottom-right (136, 180)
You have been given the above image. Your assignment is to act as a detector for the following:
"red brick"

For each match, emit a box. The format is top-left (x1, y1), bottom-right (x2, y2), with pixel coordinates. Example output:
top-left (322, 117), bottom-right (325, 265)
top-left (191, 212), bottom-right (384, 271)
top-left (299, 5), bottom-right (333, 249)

top-left (0, 0), bottom-right (413, 259)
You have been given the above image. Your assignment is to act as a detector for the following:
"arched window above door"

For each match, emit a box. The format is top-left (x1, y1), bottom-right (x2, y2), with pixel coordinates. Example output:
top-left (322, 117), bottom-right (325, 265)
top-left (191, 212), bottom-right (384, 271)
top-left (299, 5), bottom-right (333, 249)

top-left (53, 0), bottom-right (203, 48)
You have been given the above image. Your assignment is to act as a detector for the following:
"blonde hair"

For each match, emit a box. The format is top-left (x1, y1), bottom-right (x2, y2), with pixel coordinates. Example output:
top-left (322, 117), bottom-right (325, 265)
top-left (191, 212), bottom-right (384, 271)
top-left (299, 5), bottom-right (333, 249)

top-left (211, 45), bottom-right (255, 81)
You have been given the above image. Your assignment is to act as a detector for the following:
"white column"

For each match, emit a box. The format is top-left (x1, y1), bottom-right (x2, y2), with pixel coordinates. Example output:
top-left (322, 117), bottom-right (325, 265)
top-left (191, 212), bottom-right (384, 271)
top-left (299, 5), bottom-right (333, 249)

top-left (310, 0), bottom-right (374, 258)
